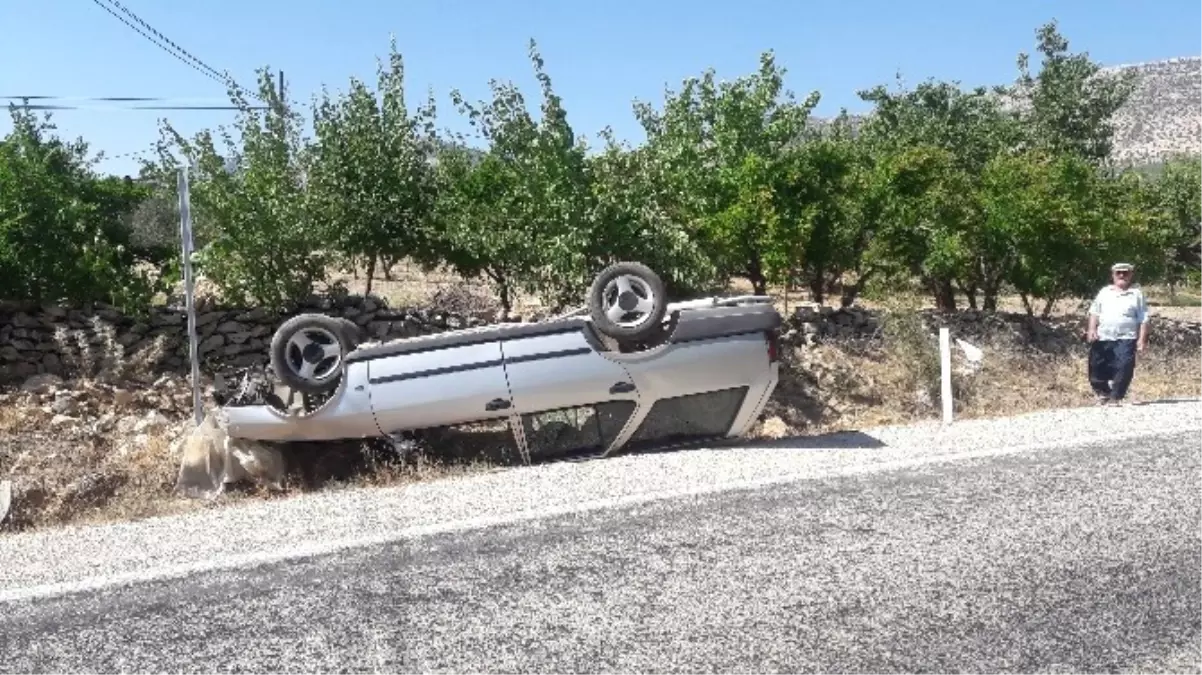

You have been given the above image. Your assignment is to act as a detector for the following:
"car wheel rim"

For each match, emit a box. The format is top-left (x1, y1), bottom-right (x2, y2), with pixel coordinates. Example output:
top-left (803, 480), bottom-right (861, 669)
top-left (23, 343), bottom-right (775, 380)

top-left (285, 326), bottom-right (343, 384)
top-left (602, 274), bottom-right (656, 328)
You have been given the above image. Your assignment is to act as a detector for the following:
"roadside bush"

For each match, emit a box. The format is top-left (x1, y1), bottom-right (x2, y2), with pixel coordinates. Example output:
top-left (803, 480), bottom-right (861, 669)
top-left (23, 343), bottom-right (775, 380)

top-left (880, 309), bottom-right (942, 410)
top-left (154, 70), bottom-right (329, 310)
top-left (0, 109), bottom-right (169, 314)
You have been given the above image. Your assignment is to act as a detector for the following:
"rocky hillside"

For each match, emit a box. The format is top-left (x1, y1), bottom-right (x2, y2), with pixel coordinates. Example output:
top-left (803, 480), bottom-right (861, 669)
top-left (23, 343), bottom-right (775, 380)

top-left (1104, 57), bottom-right (1201, 166)
top-left (810, 56), bottom-right (1200, 167)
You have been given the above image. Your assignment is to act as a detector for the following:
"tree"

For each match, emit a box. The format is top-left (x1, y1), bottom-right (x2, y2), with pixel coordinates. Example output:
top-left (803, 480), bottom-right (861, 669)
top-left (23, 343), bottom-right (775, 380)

top-left (634, 52), bottom-right (820, 295)
top-left (307, 39), bottom-right (441, 294)
top-left (859, 79), bottom-right (1015, 310)
top-left (434, 41), bottom-right (587, 315)
top-left (773, 115), bottom-right (866, 305)
top-left (155, 70), bottom-right (327, 309)
top-left (0, 107), bottom-right (165, 311)
top-left (1005, 20), bottom-right (1136, 165)
top-left (1150, 155), bottom-right (1202, 289)
top-left (979, 150), bottom-right (1125, 316)
top-left (585, 130), bottom-right (718, 298)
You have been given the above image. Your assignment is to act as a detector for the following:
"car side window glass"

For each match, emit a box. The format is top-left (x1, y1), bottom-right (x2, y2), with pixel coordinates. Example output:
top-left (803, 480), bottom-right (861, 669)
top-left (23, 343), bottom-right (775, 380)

top-left (627, 387), bottom-right (750, 450)
top-left (522, 401), bottom-right (637, 458)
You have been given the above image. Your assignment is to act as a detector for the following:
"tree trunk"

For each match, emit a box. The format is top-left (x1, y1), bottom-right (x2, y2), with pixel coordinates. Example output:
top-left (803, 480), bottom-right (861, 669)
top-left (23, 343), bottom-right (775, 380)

top-left (499, 283), bottom-right (512, 320)
top-left (808, 264), bottom-right (826, 305)
top-left (486, 268), bottom-right (512, 320)
top-left (982, 278), bottom-right (1001, 312)
top-left (960, 283), bottom-right (978, 310)
top-left (1020, 293), bottom-right (1034, 317)
top-left (747, 256), bottom-right (768, 297)
top-left (839, 270), bottom-right (872, 308)
top-left (364, 255), bottom-right (376, 296)
top-left (838, 285), bottom-right (856, 308)
top-left (1041, 294), bottom-right (1059, 319)
top-left (931, 278), bottom-right (957, 312)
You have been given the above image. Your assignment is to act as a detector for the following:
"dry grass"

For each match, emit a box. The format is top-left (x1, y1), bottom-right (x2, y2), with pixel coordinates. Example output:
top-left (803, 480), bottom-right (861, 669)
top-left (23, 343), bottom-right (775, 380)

top-left (0, 371), bottom-right (501, 533)
top-left (322, 260), bottom-right (548, 318)
top-left (0, 421), bottom-right (498, 533)
top-left (0, 427), bottom-right (188, 530)
top-left (4, 336), bottom-right (1197, 533)
top-left (756, 323), bottom-right (1200, 439)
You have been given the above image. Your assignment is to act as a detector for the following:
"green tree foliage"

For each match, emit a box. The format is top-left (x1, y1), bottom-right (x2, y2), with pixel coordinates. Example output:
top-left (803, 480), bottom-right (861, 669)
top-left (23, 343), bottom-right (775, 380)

top-left (585, 130), bottom-right (717, 298)
top-left (778, 115), bottom-right (869, 305)
top-left (308, 40), bottom-right (441, 294)
top-left (1151, 155), bottom-right (1202, 284)
top-left (436, 40), bottom-right (607, 314)
top-left (0, 108), bottom-right (166, 311)
top-left (859, 79), bottom-right (1017, 311)
top-left (633, 52), bottom-right (820, 295)
top-left (5, 21), bottom-right (1195, 320)
top-left (155, 71), bottom-right (327, 310)
top-left (1006, 20), bottom-right (1137, 164)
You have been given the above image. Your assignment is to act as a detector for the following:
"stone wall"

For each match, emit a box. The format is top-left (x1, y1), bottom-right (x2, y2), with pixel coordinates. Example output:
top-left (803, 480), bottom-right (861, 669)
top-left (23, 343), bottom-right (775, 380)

top-left (0, 295), bottom-right (504, 385)
top-left (787, 303), bottom-right (1202, 352)
top-left (3, 296), bottom-right (1199, 386)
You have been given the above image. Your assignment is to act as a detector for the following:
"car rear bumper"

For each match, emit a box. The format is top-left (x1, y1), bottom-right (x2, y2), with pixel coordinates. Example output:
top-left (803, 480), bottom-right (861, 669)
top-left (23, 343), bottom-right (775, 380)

top-left (223, 364), bottom-right (381, 442)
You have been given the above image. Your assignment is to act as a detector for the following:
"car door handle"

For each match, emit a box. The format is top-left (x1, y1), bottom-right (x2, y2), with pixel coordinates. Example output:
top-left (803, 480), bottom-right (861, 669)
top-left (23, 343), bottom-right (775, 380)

top-left (609, 381), bottom-right (636, 394)
top-left (485, 398), bottom-right (512, 411)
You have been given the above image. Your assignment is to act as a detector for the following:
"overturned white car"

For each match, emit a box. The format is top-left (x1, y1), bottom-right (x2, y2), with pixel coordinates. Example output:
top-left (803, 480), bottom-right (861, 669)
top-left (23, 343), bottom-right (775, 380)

top-left (223, 262), bottom-right (782, 462)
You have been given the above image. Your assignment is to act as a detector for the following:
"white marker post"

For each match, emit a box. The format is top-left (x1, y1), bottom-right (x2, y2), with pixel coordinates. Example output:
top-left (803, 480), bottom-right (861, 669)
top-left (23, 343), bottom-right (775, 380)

top-left (177, 166), bottom-right (203, 426)
top-left (939, 327), bottom-right (953, 425)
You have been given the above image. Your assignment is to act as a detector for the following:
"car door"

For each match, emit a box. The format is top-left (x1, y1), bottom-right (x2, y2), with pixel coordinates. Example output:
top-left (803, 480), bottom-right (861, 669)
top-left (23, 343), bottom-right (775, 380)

top-left (499, 323), bottom-right (640, 457)
top-left (365, 338), bottom-right (515, 434)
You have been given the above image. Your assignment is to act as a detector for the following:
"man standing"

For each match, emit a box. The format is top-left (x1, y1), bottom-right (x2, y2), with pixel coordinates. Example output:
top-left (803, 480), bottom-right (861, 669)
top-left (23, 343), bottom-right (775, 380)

top-left (1086, 262), bottom-right (1150, 405)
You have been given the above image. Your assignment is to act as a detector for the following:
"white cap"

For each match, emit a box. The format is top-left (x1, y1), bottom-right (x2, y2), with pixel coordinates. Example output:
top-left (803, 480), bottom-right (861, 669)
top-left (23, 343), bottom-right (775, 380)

top-left (1110, 262), bottom-right (1134, 272)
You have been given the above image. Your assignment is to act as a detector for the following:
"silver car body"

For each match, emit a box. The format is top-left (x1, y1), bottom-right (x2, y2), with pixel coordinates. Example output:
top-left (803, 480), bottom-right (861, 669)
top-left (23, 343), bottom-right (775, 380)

top-left (223, 296), bottom-right (782, 460)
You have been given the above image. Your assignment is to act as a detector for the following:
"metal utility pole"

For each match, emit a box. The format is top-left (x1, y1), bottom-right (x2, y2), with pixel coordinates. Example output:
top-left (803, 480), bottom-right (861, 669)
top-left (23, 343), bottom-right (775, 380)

top-left (177, 166), bottom-right (203, 426)
top-left (277, 70), bottom-right (285, 114)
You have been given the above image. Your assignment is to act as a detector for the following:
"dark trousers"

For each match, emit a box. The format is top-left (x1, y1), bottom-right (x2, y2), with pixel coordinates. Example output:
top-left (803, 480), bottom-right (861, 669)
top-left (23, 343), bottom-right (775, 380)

top-left (1088, 339), bottom-right (1138, 400)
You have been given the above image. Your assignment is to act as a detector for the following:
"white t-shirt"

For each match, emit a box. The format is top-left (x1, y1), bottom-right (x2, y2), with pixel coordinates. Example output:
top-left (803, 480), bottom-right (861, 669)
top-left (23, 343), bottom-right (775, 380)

top-left (1089, 284), bottom-right (1149, 341)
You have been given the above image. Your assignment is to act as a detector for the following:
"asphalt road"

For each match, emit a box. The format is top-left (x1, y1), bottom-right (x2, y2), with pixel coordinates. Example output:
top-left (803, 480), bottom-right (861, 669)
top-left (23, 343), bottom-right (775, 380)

top-left (2, 428), bottom-right (1199, 673)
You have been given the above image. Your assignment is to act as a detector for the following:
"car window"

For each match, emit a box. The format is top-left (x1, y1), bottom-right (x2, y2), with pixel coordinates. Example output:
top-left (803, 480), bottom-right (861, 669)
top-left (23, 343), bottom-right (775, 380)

top-left (400, 418), bottom-right (522, 465)
top-left (626, 386), bottom-right (749, 451)
top-left (522, 400), bottom-right (637, 459)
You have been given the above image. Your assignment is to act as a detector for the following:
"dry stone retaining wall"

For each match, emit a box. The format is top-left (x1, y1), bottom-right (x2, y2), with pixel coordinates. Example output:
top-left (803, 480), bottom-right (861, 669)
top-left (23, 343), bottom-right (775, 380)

top-left (0, 295), bottom-right (509, 385)
top-left (786, 303), bottom-right (1202, 352)
top-left (3, 297), bottom-right (1199, 385)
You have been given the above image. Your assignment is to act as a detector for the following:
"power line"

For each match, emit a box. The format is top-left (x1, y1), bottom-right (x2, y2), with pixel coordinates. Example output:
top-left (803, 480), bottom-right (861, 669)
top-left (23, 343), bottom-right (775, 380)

top-left (86, 0), bottom-right (263, 102)
top-left (3, 95), bottom-right (250, 103)
top-left (107, 0), bottom-right (229, 83)
top-left (8, 102), bottom-right (267, 111)
top-left (102, 149), bottom-right (151, 160)
top-left (87, 0), bottom-right (226, 89)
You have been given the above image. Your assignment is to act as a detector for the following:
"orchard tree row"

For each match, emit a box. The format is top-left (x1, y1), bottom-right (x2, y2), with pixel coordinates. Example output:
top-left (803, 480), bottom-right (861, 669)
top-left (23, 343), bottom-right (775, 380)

top-left (1, 21), bottom-right (1199, 317)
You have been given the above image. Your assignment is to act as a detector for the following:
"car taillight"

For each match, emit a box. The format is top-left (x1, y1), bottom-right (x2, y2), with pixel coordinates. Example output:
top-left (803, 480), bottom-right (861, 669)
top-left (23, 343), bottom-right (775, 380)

top-left (766, 331), bottom-right (780, 363)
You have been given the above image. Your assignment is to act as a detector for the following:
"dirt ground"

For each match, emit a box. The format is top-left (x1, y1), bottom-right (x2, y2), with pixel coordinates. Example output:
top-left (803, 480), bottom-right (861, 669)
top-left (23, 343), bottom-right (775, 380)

top-left (3, 263), bottom-right (1199, 533)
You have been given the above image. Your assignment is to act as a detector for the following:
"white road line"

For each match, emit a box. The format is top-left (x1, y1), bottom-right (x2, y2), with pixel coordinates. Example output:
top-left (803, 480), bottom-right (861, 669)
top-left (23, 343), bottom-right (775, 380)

top-left (0, 423), bottom-right (1196, 605)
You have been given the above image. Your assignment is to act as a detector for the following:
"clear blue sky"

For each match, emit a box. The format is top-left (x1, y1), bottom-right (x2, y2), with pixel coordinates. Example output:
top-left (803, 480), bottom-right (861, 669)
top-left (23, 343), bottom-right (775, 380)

top-left (4, 0), bottom-right (1199, 177)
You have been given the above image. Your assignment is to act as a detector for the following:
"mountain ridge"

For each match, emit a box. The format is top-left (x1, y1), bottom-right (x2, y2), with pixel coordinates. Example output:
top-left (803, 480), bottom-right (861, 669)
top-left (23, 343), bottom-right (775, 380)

top-left (809, 55), bottom-right (1200, 167)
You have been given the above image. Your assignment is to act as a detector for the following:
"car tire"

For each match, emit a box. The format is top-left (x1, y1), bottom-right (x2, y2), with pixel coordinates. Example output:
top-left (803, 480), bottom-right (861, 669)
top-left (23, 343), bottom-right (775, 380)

top-left (269, 313), bottom-right (353, 395)
top-left (336, 317), bottom-right (364, 348)
top-left (587, 261), bottom-right (669, 343)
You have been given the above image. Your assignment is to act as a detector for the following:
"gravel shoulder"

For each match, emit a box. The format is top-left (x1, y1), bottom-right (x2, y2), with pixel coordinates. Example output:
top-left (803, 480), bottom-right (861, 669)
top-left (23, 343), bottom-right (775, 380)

top-left (0, 399), bottom-right (1198, 601)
